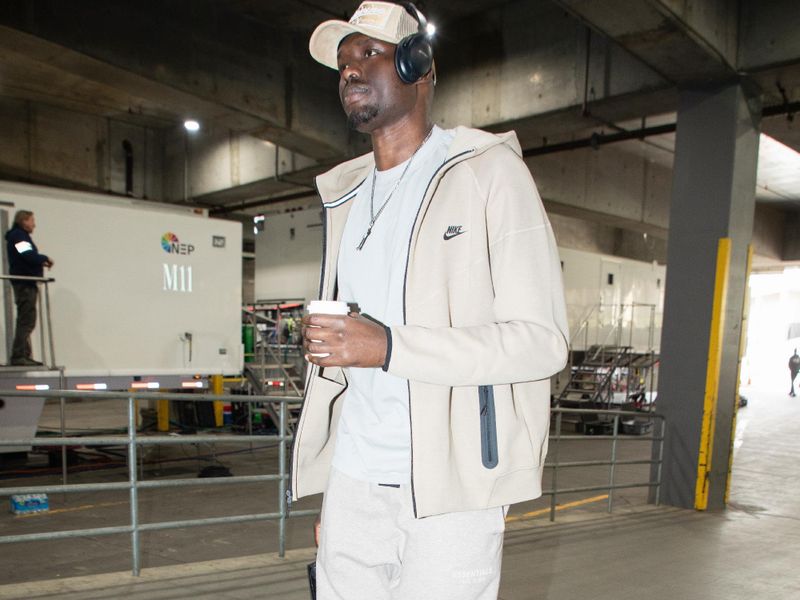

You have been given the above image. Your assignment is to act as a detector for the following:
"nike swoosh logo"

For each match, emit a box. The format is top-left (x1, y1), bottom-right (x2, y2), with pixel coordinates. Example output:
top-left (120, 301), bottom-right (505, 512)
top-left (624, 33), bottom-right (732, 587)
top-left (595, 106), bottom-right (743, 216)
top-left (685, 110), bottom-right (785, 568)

top-left (443, 230), bottom-right (467, 241)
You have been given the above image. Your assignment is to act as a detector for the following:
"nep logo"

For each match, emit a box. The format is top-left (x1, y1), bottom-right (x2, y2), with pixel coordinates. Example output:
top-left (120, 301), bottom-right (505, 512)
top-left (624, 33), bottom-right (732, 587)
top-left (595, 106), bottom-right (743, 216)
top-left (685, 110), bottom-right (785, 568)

top-left (161, 232), bottom-right (194, 255)
top-left (161, 232), bottom-right (194, 293)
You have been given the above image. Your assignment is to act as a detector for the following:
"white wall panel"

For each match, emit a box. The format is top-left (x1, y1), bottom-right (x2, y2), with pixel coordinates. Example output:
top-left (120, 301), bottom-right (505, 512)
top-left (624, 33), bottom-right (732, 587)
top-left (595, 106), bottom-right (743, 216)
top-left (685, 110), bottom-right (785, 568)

top-left (0, 181), bottom-right (242, 376)
top-left (254, 209), bottom-right (322, 303)
top-left (254, 209), bottom-right (666, 353)
top-left (558, 247), bottom-right (664, 352)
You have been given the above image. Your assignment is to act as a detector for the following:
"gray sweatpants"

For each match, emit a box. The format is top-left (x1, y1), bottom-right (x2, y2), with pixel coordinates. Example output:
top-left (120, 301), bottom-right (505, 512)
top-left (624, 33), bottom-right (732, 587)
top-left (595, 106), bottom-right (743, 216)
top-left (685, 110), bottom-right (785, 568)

top-left (317, 468), bottom-right (506, 600)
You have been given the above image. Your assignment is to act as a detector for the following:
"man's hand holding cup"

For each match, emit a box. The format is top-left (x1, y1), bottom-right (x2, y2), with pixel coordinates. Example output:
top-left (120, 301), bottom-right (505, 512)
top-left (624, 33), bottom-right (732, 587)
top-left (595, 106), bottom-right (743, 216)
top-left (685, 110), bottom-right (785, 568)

top-left (302, 300), bottom-right (389, 369)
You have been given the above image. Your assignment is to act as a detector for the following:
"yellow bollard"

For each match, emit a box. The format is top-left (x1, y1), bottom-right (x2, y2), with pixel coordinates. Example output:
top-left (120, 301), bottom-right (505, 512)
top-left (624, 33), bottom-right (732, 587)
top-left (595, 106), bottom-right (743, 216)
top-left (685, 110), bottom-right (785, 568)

top-left (211, 375), bottom-right (224, 427)
top-left (157, 399), bottom-right (170, 432)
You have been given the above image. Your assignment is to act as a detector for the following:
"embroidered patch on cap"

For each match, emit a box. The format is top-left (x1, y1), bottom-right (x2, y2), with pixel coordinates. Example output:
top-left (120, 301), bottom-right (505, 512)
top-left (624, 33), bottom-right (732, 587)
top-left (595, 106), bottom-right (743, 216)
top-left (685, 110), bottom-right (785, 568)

top-left (350, 3), bottom-right (391, 30)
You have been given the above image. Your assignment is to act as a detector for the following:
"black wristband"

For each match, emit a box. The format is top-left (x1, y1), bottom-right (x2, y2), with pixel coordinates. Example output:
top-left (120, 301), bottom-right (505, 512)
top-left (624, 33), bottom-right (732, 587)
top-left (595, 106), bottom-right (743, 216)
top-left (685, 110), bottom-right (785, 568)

top-left (382, 325), bottom-right (393, 372)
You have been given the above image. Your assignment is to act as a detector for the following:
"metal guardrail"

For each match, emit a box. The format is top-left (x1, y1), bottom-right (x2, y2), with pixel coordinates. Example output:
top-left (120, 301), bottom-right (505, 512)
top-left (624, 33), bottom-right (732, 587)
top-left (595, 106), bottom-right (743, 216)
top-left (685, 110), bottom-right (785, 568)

top-left (0, 274), bottom-right (57, 369)
top-left (0, 389), bottom-right (311, 577)
top-left (568, 302), bottom-right (658, 353)
top-left (545, 407), bottom-right (666, 521)
top-left (0, 391), bottom-right (665, 577)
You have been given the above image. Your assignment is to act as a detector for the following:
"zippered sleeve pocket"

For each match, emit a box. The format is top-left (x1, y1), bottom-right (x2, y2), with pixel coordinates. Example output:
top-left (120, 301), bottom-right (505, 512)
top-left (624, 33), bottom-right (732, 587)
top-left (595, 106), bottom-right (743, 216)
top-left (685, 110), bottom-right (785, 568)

top-left (479, 385), bottom-right (499, 469)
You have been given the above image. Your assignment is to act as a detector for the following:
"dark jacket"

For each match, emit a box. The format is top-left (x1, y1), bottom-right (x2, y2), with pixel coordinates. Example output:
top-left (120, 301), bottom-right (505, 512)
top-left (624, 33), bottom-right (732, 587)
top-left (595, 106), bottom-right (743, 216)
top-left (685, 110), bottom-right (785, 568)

top-left (6, 226), bottom-right (48, 284)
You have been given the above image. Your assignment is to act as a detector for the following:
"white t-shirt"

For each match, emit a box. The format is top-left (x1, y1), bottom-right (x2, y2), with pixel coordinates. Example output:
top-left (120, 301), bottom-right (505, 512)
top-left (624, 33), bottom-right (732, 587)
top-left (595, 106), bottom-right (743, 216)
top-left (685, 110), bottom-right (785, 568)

top-left (333, 125), bottom-right (455, 484)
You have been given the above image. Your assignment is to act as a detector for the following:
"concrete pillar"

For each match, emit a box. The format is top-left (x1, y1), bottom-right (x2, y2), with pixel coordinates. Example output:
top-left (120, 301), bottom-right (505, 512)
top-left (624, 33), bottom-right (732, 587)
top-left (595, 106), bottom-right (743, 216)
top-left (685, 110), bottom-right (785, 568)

top-left (655, 82), bottom-right (761, 510)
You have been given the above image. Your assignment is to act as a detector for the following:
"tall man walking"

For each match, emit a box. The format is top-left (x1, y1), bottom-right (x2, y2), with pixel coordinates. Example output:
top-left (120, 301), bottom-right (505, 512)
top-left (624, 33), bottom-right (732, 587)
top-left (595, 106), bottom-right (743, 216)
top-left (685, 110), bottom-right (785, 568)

top-left (6, 210), bottom-right (53, 366)
top-left (293, 3), bottom-right (569, 598)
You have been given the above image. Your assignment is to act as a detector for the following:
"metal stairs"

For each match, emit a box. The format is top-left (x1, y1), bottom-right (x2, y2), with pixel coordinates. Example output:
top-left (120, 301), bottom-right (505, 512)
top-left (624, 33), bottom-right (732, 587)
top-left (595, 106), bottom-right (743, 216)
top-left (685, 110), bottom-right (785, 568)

top-left (557, 345), bottom-right (632, 407)
top-left (243, 365), bottom-right (303, 435)
top-left (242, 340), bottom-right (305, 434)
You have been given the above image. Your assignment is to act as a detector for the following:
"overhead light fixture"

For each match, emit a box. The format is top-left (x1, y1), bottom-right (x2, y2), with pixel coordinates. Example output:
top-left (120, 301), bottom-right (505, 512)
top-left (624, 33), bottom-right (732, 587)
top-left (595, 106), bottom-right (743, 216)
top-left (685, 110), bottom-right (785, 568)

top-left (426, 23), bottom-right (436, 36)
top-left (184, 119), bottom-right (200, 132)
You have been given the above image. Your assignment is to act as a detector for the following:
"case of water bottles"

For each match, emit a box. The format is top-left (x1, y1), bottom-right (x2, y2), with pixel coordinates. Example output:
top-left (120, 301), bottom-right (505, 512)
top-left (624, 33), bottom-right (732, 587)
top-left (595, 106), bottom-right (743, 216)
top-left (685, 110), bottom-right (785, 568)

top-left (10, 493), bottom-right (49, 515)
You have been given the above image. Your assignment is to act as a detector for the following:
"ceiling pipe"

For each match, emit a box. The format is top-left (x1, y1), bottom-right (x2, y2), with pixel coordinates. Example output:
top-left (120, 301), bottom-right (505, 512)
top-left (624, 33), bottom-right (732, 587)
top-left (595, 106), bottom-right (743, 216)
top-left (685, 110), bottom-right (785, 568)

top-left (523, 123), bottom-right (676, 158)
top-left (522, 100), bottom-right (800, 159)
top-left (212, 101), bottom-right (800, 214)
top-left (210, 189), bottom-right (315, 216)
top-left (763, 99), bottom-right (799, 121)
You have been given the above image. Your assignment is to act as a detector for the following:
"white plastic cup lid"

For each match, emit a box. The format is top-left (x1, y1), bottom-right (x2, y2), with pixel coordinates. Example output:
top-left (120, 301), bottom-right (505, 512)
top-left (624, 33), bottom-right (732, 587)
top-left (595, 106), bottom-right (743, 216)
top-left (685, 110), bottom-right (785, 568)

top-left (307, 300), bottom-right (349, 315)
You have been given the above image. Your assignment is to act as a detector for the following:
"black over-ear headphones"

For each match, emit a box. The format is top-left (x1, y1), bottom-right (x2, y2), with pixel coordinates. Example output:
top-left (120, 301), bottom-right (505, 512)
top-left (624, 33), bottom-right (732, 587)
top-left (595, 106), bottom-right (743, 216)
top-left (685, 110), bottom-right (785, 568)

top-left (394, 2), bottom-right (433, 84)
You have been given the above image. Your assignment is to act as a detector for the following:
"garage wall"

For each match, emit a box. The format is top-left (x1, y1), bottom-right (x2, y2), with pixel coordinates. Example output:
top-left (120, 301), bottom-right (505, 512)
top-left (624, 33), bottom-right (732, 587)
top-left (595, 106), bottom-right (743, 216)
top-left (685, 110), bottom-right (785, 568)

top-left (253, 208), bottom-right (323, 303)
top-left (527, 143), bottom-right (673, 233)
top-left (254, 205), bottom-right (667, 306)
top-left (0, 97), bottom-right (163, 200)
top-left (162, 128), bottom-right (317, 202)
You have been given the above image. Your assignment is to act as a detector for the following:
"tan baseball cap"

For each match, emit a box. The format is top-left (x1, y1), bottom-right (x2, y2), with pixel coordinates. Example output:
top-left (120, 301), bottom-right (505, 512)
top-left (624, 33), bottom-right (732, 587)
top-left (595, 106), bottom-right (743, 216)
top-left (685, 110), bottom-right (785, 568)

top-left (309, 1), bottom-right (420, 70)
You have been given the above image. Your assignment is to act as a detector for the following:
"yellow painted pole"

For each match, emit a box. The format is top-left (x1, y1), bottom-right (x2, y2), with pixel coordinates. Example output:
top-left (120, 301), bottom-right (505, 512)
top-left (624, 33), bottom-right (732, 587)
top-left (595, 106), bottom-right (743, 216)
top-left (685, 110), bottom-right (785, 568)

top-left (211, 375), bottom-right (224, 427)
top-left (694, 238), bottom-right (731, 511)
top-left (157, 399), bottom-right (170, 432)
top-left (725, 243), bottom-right (753, 505)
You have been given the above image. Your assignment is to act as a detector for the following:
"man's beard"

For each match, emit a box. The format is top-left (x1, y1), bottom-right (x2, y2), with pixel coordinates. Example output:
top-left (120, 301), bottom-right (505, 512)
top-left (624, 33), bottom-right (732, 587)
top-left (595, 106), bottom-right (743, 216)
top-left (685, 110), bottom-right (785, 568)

top-left (347, 104), bottom-right (379, 130)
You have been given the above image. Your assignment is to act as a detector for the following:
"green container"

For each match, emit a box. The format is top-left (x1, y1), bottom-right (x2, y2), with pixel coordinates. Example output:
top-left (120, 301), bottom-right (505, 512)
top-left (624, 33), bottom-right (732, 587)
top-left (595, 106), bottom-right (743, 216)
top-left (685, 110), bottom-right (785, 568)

top-left (242, 324), bottom-right (255, 363)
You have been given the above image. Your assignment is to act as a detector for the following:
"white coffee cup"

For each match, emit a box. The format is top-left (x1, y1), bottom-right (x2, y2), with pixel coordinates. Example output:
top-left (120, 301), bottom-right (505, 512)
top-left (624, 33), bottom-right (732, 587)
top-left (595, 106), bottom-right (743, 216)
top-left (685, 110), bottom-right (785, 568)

top-left (306, 300), bottom-right (350, 357)
top-left (307, 300), bottom-right (349, 316)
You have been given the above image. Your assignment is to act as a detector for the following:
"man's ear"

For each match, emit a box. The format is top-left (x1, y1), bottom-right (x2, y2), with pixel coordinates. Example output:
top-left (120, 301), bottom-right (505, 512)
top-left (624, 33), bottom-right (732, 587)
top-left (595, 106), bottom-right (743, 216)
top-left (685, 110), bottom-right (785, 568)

top-left (415, 63), bottom-right (436, 87)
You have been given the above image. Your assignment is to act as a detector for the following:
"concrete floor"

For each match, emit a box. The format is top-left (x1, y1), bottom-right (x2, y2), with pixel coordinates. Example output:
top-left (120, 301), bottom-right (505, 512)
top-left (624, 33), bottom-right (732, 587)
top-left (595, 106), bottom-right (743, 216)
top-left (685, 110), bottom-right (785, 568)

top-left (0, 384), bottom-right (798, 599)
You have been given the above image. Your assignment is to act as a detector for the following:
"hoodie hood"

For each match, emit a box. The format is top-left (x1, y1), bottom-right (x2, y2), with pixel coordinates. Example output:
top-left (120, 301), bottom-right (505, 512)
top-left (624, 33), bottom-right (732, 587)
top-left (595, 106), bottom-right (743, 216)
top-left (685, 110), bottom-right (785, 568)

top-left (316, 126), bottom-right (522, 205)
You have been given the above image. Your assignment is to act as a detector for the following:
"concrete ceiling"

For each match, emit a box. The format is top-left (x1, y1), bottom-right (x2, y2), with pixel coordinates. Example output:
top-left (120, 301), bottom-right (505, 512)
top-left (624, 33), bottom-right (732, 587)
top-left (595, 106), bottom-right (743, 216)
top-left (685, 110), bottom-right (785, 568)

top-left (0, 1), bottom-right (523, 131)
top-left (0, 0), bottom-right (798, 213)
top-left (219, 0), bottom-right (512, 32)
top-left (605, 111), bottom-right (800, 206)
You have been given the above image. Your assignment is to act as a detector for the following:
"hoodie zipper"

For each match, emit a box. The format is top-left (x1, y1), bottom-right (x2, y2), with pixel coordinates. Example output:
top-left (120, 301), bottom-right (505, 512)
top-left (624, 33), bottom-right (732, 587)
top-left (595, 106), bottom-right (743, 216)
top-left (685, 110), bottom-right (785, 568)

top-left (479, 385), bottom-right (499, 468)
top-left (288, 181), bottom-right (328, 507)
top-left (288, 177), bottom-right (364, 506)
top-left (403, 148), bottom-right (476, 517)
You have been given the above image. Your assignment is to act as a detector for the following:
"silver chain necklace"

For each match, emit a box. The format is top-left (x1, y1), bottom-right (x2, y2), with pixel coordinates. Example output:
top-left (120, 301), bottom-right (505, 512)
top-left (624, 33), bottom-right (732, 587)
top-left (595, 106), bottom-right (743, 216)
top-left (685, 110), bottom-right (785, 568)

top-left (356, 127), bottom-right (434, 251)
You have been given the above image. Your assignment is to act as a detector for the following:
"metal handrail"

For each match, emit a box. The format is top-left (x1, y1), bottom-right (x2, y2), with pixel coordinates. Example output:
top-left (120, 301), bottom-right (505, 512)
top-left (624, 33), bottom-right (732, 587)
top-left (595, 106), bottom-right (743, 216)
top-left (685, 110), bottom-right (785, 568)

top-left (0, 391), bottom-right (666, 578)
top-left (1, 274), bottom-right (57, 368)
top-left (264, 344), bottom-right (303, 397)
top-left (565, 304), bottom-right (599, 386)
top-left (241, 307), bottom-right (276, 325)
top-left (569, 303), bottom-right (599, 346)
top-left (0, 389), bottom-right (311, 577)
top-left (544, 407), bottom-right (666, 521)
top-left (563, 303), bottom-right (659, 407)
top-left (0, 274), bottom-right (55, 282)
top-left (243, 306), bottom-right (304, 397)
top-left (569, 302), bottom-right (658, 352)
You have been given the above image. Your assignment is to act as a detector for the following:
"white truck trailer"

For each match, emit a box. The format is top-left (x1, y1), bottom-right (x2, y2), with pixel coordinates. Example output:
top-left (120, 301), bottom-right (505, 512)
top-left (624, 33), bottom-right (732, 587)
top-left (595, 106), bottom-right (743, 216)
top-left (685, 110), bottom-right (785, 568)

top-left (253, 207), bottom-right (666, 351)
top-left (0, 181), bottom-right (243, 452)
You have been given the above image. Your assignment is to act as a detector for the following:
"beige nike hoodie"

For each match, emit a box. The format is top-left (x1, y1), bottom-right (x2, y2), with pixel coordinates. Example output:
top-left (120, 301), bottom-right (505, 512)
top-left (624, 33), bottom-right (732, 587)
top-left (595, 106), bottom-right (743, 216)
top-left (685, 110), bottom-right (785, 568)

top-left (291, 126), bottom-right (569, 518)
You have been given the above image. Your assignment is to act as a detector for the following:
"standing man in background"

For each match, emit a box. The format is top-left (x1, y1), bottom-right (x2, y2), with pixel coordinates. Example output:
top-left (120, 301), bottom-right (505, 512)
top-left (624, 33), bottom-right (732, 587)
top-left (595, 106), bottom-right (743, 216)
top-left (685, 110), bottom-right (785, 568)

top-left (293, 2), bottom-right (569, 599)
top-left (789, 349), bottom-right (800, 397)
top-left (6, 210), bottom-right (52, 366)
